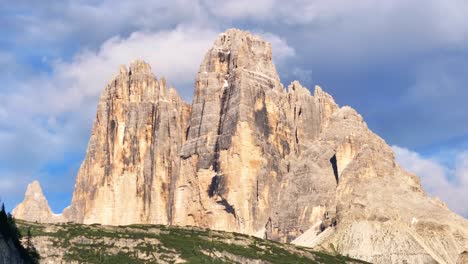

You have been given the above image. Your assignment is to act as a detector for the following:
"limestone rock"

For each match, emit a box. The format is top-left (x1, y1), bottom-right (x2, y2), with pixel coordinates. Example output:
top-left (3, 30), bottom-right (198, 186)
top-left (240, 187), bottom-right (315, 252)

top-left (174, 28), bottom-right (287, 234)
top-left (457, 251), bottom-right (468, 264)
top-left (66, 60), bottom-right (191, 225)
top-left (12, 180), bottom-right (63, 223)
top-left (172, 29), bottom-right (342, 242)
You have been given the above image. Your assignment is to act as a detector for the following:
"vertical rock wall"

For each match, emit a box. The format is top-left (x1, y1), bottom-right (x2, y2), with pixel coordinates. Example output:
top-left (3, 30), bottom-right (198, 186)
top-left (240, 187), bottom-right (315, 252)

top-left (173, 29), bottom-right (343, 240)
top-left (66, 61), bottom-right (190, 225)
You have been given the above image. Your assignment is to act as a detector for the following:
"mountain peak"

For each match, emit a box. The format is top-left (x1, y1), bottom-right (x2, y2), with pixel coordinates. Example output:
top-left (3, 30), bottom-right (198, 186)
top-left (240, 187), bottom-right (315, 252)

top-left (25, 180), bottom-right (43, 197)
top-left (12, 180), bottom-right (62, 222)
top-left (129, 59), bottom-right (152, 75)
top-left (201, 28), bottom-right (279, 85)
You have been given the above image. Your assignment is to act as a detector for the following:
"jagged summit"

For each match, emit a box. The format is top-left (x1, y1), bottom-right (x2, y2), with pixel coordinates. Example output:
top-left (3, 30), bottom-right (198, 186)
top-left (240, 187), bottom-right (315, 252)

top-left (128, 59), bottom-right (153, 75)
top-left (115, 59), bottom-right (153, 77)
top-left (13, 29), bottom-right (468, 264)
top-left (207, 29), bottom-right (280, 84)
top-left (12, 180), bottom-right (63, 223)
top-left (25, 180), bottom-right (43, 196)
top-left (103, 59), bottom-right (174, 103)
top-left (287, 80), bottom-right (311, 96)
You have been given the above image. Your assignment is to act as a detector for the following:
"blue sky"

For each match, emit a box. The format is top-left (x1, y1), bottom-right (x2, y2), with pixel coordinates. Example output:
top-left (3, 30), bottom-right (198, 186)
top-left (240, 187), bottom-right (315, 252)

top-left (1, 0), bottom-right (467, 217)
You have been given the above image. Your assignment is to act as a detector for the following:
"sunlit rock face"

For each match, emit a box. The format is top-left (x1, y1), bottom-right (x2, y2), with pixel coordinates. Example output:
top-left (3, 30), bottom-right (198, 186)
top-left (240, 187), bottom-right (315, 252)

top-left (13, 181), bottom-right (63, 223)
top-left (13, 29), bottom-right (468, 264)
top-left (65, 60), bottom-right (191, 225)
top-left (173, 29), bottom-right (341, 241)
top-left (174, 29), bottom-right (288, 234)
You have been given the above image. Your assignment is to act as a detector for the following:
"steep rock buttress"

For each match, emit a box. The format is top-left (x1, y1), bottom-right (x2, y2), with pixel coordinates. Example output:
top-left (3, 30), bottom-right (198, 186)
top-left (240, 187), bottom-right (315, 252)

top-left (66, 61), bottom-right (190, 225)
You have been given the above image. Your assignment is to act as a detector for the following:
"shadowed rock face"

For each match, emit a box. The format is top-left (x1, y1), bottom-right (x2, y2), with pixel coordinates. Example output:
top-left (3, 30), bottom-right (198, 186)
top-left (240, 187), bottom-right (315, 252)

top-left (13, 29), bottom-right (468, 264)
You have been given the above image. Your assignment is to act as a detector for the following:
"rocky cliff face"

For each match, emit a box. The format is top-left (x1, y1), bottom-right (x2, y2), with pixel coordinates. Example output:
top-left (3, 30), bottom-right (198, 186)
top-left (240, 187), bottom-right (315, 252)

top-left (13, 29), bottom-right (468, 264)
top-left (173, 30), bottom-right (341, 240)
top-left (174, 29), bottom-right (288, 234)
top-left (65, 61), bottom-right (191, 225)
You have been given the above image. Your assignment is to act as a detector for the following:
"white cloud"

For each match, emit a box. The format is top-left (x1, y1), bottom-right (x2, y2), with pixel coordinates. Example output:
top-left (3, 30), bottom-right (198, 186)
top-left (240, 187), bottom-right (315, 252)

top-left (8, 0), bottom-right (468, 74)
top-left (204, 0), bottom-right (467, 45)
top-left (13, 1), bottom-right (468, 55)
top-left (393, 145), bottom-right (468, 217)
top-left (288, 67), bottom-right (313, 85)
top-left (275, 1), bottom-right (468, 69)
top-left (51, 25), bottom-right (218, 102)
top-left (9, 0), bottom-right (206, 47)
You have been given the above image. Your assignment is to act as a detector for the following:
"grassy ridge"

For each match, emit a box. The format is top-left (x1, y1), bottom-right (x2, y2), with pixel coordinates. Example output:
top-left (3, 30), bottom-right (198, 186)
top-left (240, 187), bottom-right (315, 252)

top-left (16, 220), bottom-right (368, 264)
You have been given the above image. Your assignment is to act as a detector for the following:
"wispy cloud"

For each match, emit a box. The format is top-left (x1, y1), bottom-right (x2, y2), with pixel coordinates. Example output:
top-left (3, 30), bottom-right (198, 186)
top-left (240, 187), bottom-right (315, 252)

top-left (393, 145), bottom-right (468, 217)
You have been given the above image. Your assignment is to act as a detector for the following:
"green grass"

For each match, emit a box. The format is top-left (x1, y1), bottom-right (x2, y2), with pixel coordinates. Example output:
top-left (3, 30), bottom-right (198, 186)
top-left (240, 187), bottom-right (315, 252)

top-left (15, 220), bottom-right (369, 264)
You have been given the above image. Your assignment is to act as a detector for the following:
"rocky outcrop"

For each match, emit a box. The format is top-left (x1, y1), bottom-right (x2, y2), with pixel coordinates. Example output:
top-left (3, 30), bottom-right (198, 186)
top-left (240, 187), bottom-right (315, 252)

top-left (12, 181), bottom-right (63, 223)
top-left (13, 29), bottom-right (468, 263)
